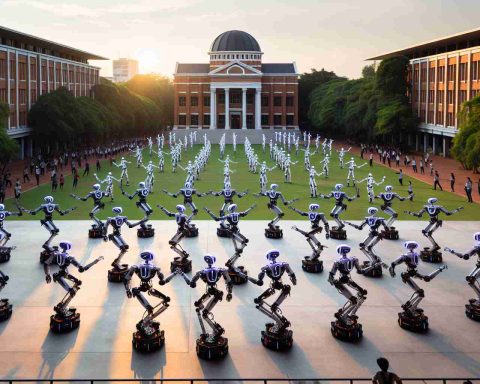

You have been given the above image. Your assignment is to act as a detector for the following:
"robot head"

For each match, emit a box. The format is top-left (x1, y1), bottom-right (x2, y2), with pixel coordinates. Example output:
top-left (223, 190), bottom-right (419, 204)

top-left (112, 207), bottom-right (123, 215)
top-left (93, 183), bottom-right (101, 191)
top-left (368, 173), bottom-right (372, 177)
top-left (367, 207), bottom-right (378, 216)
top-left (334, 183), bottom-right (343, 191)
top-left (427, 197), bottom-right (438, 205)
top-left (227, 204), bottom-right (237, 213)
top-left (309, 203), bottom-right (319, 211)
top-left (44, 196), bottom-right (54, 204)
top-left (266, 249), bottom-right (280, 262)
top-left (185, 182), bottom-right (192, 189)
top-left (404, 241), bottom-right (419, 251)
top-left (341, 147), bottom-right (344, 151)
top-left (351, 157), bottom-right (355, 161)
top-left (140, 250), bottom-right (154, 262)
top-left (108, 172), bottom-right (112, 176)
top-left (176, 204), bottom-right (185, 213)
top-left (59, 241), bottom-right (72, 252)
top-left (336, 244), bottom-right (351, 256)
top-left (385, 185), bottom-right (393, 192)
top-left (474, 232), bottom-right (480, 244)
top-left (121, 157), bottom-right (125, 161)
top-left (0, 204), bottom-right (4, 211)
top-left (204, 254), bottom-right (216, 266)
top-left (271, 183), bottom-right (278, 190)
top-left (149, 161), bottom-right (153, 165)
top-left (139, 181), bottom-right (146, 188)
top-left (311, 165), bottom-right (315, 169)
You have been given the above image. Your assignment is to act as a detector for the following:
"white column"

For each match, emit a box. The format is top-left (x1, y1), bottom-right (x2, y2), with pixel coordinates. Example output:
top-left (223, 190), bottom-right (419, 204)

top-left (255, 88), bottom-right (261, 129)
top-left (242, 87), bottom-right (247, 129)
top-left (210, 88), bottom-right (216, 129)
top-left (432, 135), bottom-right (436, 154)
top-left (225, 88), bottom-right (230, 129)
top-left (423, 134), bottom-right (427, 153)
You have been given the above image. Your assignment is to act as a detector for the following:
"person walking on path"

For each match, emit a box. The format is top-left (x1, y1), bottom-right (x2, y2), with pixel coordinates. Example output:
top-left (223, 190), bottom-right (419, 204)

top-left (23, 166), bottom-right (30, 183)
top-left (429, 161), bottom-right (434, 176)
top-left (465, 177), bottom-right (473, 203)
top-left (450, 173), bottom-right (455, 192)
top-left (433, 170), bottom-right (443, 191)
top-left (372, 357), bottom-right (402, 384)
top-left (396, 169), bottom-right (403, 186)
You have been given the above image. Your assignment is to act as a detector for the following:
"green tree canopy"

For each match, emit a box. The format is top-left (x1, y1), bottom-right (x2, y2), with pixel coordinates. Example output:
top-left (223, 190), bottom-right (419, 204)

top-left (0, 102), bottom-right (19, 175)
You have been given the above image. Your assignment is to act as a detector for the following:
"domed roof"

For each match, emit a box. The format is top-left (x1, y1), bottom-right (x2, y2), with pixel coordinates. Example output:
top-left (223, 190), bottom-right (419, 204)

top-left (210, 30), bottom-right (261, 52)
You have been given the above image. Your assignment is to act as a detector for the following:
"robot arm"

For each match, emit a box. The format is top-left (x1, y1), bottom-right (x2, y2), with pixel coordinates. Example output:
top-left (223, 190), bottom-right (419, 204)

top-left (240, 204), bottom-right (256, 217)
top-left (441, 206), bottom-right (464, 216)
top-left (222, 269), bottom-right (233, 301)
top-left (162, 189), bottom-right (176, 198)
top-left (27, 205), bottom-right (43, 215)
top-left (157, 205), bottom-right (175, 217)
top-left (74, 255), bottom-right (104, 272)
top-left (238, 190), bottom-right (249, 198)
top-left (0, 270), bottom-right (8, 288)
top-left (93, 173), bottom-right (102, 183)
top-left (374, 177), bottom-right (386, 186)
top-left (43, 260), bottom-right (52, 283)
top-left (70, 193), bottom-right (89, 202)
top-left (285, 263), bottom-right (297, 285)
top-left (248, 268), bottom-right (266, 286)
top-left (204, 207), bottom-right (221, 221)
top-left (444, 246), bottom-right (473, 260)
top-left (344, 220), bottom-right (363, 230)
top-left (186, 211), bottom-right (196, 222)
top-left (389, 255), bottom-right (406, 277)
top-left (288, 206), bottom-right (308, 217)
top-left (358, 162), bottom-right (368, 168)
top-left (321, 192), bottom-right (333, 199)
top-left (328, 262), bottom-right (338, 285)
top-left (158, 269), bottom-right (178, 285)
top-left (127, 218), bottom-right (146, 228)
top-left (124, 265), bottom-right (136, 297)
top-left (405, 208), bottom-right (424, 218)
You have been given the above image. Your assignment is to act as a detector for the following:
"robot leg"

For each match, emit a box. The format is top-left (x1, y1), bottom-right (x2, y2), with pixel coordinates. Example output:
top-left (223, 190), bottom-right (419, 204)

top-left (332, 205), bottom-right (345, 229)
top-left (202, 293), bottom-right (224, 338)
top-left (424, 221), bottom-right (442, 251)
top-left (467, 266), bottom-right (480, 301)
top-left (188, 202), bottom-right (198, 215)
top-left (90, 205), bottom-right (103, 227)
top-left (384, 206), bottom-right (397, 227)
top-left (43, 221), bottom-right (59, 249)
top-left (141, 289), bottom-right (170, 325)
top-left (231, 231), bottom-right (248, 254)
top-left (345, 280), bottom-right (367, 318)
top-left (269, 205), bottom-right (284, 227)
top-left (53, 275), bottom-right (77, 314)
top-left (333, 281), bottom-right (357, 323)
top-left (0, 226), bottom-right (11, 246)
top-left (403, 275), bottom-right (424, 313)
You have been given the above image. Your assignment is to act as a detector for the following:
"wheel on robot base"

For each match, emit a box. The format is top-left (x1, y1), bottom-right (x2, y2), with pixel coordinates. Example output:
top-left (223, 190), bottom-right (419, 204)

top-left (302, 257), bottom-right (323, 273)
top-left (420, 248), bottom-right (443, 263)
top-left (0, 247), bottom-right (11, 263)
top-left (39, 246), bottom-right (58, 264)
top-left (381, 227), bottom-right (399, 240)
top-left (261, 323), bottom-right (293, 351)
top-left (228, 266), bottom-right (248, 285)
top-left (196, 334), bottom-right (229, 360)
top-left (330, 319), bottom-right (363, 341)
top-left (361, 261), bottom-right (383, 278)
top-left (185, 225), bottom-right (199, 238)
top-left (132, 322), bottom-right (165, 353)
top-left (398, 309), bottom-right (429, 333)
top-left (137, 225), bottom-right (155, 238)
top-left (170, 257), bottom-right (192, 273)
top-left (88, 225), bottom-right (104, 239)
top-left (108, 264), bottom-right (129, 283)
top-left (49, 308), bottom-right (80, 333)
top-left (0, 298), bottom-right (13, 322)
top-left (466, 299), bottom-right (480, 321)
top-left (265, 226), bottom-right (283, 239)
top-left (329, 227), bottom-right (347, 240)
top-left (216, 226), bottom-right (232, 238)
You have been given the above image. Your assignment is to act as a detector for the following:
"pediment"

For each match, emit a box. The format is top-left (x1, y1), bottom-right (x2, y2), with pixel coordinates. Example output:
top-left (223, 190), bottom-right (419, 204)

top-left (209, 60), bottom-right (262, 76)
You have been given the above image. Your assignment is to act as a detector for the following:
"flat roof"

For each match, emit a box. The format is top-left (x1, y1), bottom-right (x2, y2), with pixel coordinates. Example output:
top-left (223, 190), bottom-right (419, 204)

top-left (367, 27), bottom-right (480, 60)
top-left (0, 25), bottom-right (108, 61)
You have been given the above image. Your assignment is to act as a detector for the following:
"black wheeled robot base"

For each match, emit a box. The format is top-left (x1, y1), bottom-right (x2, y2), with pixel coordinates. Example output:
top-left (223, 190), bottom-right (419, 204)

top-left (302, 257), bottom-right (323, 273)
top-left (261, 323), bottom-right (293, 351)
top-left (108, 265), bottom-right (129, 283)
top-left (420, 248), bottom-right (442, 263)
top-left (466, 299), bottom-right (480, 321)
top-left (137, 225), bottom-right (155, 238)
top-left (0, 298), bottom-right (12, 322)
top-left (382, 227), bottom-right (399, 240)
top-left (50, 308), bottom-right (80, 333)
top-left (216, 226), bottom-right (232, 238)
top-left (228, 266), bottom-right (248, 285)
top-left (89, 225), bottom-right (104, 239)
top-left (40, 246), bottom-right (58, 264)
top-left (398, 309), bottom-right (429, 332)
top-left (331, 320), bottom-right (363, 341)
top-left (265, 226), bottom-right (283, 239)
top-left (196, 335), bottom-right (229, 360)
top-left (0, 247), bottom-right (12, 263)
top-left (185, 225), bottom-right (199, 238)
top-left (132, 322), bottom-right (165, 352)
top-left (329, 227), bottom-right (347, 240)
top-left (361, 261), bottom-right (383, 278)
top-left (170, 257), bottom-right (192, 273)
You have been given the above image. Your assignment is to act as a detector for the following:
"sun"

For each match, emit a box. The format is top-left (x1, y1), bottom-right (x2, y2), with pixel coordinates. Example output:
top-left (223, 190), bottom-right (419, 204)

top-left (135, 48), bottom-right (159, 74)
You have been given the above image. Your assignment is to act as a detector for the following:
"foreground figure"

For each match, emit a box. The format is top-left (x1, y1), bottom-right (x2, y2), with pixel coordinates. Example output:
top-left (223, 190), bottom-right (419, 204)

top-left (328, 245), bottom-right (367, 341)
top-left (44, 241), bottom-right (103, 333)
top-left (290, 203), bottom-right (329, 273)
top-left (121, 181), bottom-right (155, 238)
top-left (163, 181), bottom-right (209, 218)
top-left (124, 250), bottom-right (177, 352)
top-left (210, 182), bottom-right (248, 237)
top-left (445, 232), bottom-right (480, 321)
top-left (389, 241), bottom-right (447, 332)
top-left (0, 204), bottom-right (21, 262)
top-left (375, 185), bottom-right (412, 240)
top-left (0, 268), bottom-right (12, 322)
top-left (71, 184), bottom-right (109, 238)
top-left (405, 198), bottom-right (463, 262)
top-left (179, 255), bottom-right (233, 360)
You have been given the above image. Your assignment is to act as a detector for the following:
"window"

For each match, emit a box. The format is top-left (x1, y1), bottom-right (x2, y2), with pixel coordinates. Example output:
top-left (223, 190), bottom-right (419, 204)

top-left (19, 89), bottom-right (26, 105)
top-left (428, 67), bottom-right (435, 83)
top-left (436, 110), bottom-right (444, 125)
top-left (447, 64), bottom-right (456, 81)
top-left (30, 63), bottom-right (37, 81)
top-left (471, 89), bottom-right (479, 99)
top-left (246, 114), bottom-right (254, 128)
top-left (428, 90), bottom-right (435, 103)
top-left (413, 67), bottom-right (419, 83)
top-left (247, 93), bottom-right (254, 104)
top-left (10, 60), bottom-right (16, 78)
top-left (18, 63), bottom-right (26, 81)
top-left (447, 90), bottom-right (454, 105)
top-left (286, 115), bottom-right (294, 125)
top-left (9, 88), bottom-right (14, 104)
top-left (420, 90), bottom-right (426, 103)
top-left (218, 114), bottom-right (225, 128)
top-left (190, 114), bottom-right (198, 126)
top-left (19, 111), bottom-right (27, 127)
top-left (273, 115), bottom-right (282, 125)
top-left (31, 91), bottom-right (37, 104)
top-left (472, 61), bottom-right (479, 81)
top-left (0, 88), bottom-right (6, 103)
top-left (49, 67), bottom-right (54, 82)
top-left (203, 114), bottom-right (210, 126)
top-left (190, 96), bottom-right (198, 107)
top-left (218, 93), bottom-right (225, 104)
top-left (261, 95), bottom-right (269, 106)
top-left (438, 66), bottom-right (445, 82)
top-left (178, 115), bottom-right (186, 125)
top-left (459, 62), bottom-right (467, 82)
top-left (261, 114), bottom-right (269, 125)
top-left (274, 96), bottom-right (282, 107)
top-left (203, 96), bottom-right (210, 107)
top-left (447, 112), bottom-right (454, 127)
top-left (286, 96), bottom-right (294, 107)
top-left (459, 90), bottom-right (467, 105)
top-left (179, 96), bottom-right (186, 106)
top-left (230, 92), bottom-right (241, 104)
top-left (421, 67), bottom-right (427, 82)
top-left (428, 110), bottom-right (434, 124)
top-left (0, 59), bottom-right (6, 79)
top-left (437, 90), bottom-right (444, 104)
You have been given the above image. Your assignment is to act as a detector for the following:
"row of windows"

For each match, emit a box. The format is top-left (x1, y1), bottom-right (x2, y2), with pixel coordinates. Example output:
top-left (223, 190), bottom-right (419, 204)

top-left (415, 61), bottom-right (480, 83)
top-left (416, 88), bottom-right (478, 105)
top-left (211, 53), bottom-right (261, 60)
top-left (178, 95), bottom-right (294, 107)
top-left (178, 114), bottom-right (295, 126)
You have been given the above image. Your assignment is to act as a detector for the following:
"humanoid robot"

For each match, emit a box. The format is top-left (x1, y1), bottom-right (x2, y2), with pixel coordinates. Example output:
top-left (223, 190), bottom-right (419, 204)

top-left (319, 154), bottom-right (330, 178)
top-left (375, 185), bottom-right (412, 240)
top-left (0, 203), bottom-right (22, 262)
top-left (307, 165), bottom-right (323, 197)
top-left (290, 203), bottom-right (329, 273)
top-left (121, 181), bottom-right (155, 238)
top-left (328, 244), bottom-right (367, 341)
top-left (346, 157), bottom-right (367, 187)
top-left (405, 197), bottom-right (463, 262)
top-left (445, 232), bottom-right (480, 321)
top-left (336, 147), bottom-right (351, 168)
top-left (21, 196), bottom-right (76, 262)
top-left (345, 207), bottom-right (389, 277)
top-left (112, 157), bottom-right (131, 185)
top-left (71, 184), bottom-right (110, 238)
top-left (163, 181), bottom-right (209, 219)
top-left (124, 250), bottom-right (178, 352)
top-left (204, 203), bottom-right (256, 284)
top-left (320, 183), bottom-right (358, 240)
top-left (178, 255), bottom-right (233, 360)
top-left (210, 182), bottom-right (248, 237)
top-left (103, 207), bottom-right (145, 282)
top-left (389, 241), bottom-right (447, 332)
top-left (44, 240), bottom-right (103, 332)
top-left (283, 154), bottom-right (298, 183)
top-left (259, 162), bottom-right (276, 193)
top-left (157, 204), bottom-right (196, 272)
top-left (358, 173), bottom-right (385, 203)
top-left (94, 171), bottom-right (119, 201)
top-left (255, 184), bottom-right (296, 239)
top-left (0, 268), bottom-right (12, 322)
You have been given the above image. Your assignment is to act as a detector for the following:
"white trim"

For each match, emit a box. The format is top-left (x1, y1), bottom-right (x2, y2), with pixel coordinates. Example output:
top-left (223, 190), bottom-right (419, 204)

top-left (209, 60), bottom-right (262, 75)
top-left (210, 81), bottom-right (261, 90)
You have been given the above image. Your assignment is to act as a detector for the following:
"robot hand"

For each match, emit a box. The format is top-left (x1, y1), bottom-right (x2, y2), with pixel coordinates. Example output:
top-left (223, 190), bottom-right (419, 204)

top-left (189, 281), bottom-right (196, 288)
top-left (45, 274), bottom-right (52, 284)
top-left (463, 254), bottom-right (470, 260)
top-left (290, 274), bottom-right (297, 285)
top-left (103, 236), bottom-right (108, 242)
top-left (389, 266), bottom-right (396, 277)
top-left (126, 289), bottom-right (133, 299)
top-left (226, 293), bottom-right (232, 302)
top-left (0, 275), bottom-right (9, 284)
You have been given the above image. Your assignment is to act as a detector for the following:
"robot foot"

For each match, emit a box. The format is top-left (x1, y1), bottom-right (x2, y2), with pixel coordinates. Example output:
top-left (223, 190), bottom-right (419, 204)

top-left (360, 261), bottom-right (383, 278)
top-left (50, 308), bottom-right (80, 333)
top-left (196, 334), bottom-right (229, 360)
top-left (302, 257), bottom-right (323, 273)
top-left (329, 227), bottom-right (347, 240)
top-left (137, 225), bottom-right (155, 238)
top-left (381, 227), bottom-right (399, 240)
top-left (216, 226), bottom-right (232, 238)
top-left (89, 226), bottom-right (104, 239)
top-left (185, 224), bottom-right (199, 238)
top-left (261, 322), bottom-right (293, 351)
top-left (420, 248), bottom-right (443, 263)
top-left (108, 265), bottom-right (129, 283)
top-left (265, 226), bottom-right (283, 239)
top-left (331, 319), bottom-right (363, 342)
top-left (0, 298), bottom-right (13, 322)
top-left (132, 321), bottom-right (165, 353)
top-left (466, 299), bottom-right (480, 322)
top-left (0, 246), bottom-right (12, 263)
top-left (398, 309), bottom-right (428, 333)
top-left (228, 266), bottom-right (248, 285)
top-left (170, 257), bottom-right (192, 274)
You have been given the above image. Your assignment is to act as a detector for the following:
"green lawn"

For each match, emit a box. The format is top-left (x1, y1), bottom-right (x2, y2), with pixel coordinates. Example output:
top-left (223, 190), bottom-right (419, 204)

top-left (4, 144), bottom-right (479, 221)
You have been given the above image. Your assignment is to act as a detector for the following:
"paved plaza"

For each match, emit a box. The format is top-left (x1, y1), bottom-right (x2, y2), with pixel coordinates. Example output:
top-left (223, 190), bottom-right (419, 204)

top-left (0, 220), bottom-right (479, 380)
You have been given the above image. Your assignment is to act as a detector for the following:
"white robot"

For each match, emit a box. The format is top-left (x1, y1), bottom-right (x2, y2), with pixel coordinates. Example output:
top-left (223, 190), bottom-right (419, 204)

top-left (71, 184), bottom-right (109, 238)
top-left (283, 154), bottom-right (298, 183)
top-left (113, 157), bottom-right (131, 185)
top-left (336, 147), bottom-right (351, 168)
top-left (94, 171), bottom-right (120, 201)
top-left (121, 181), bottom-right (155, 237)
top-left (375, 185), bottom-right (412, 240)
top-left (319, 154), bottom-right (330, 178)
top-left (320, 184), bottom-right (358, 239)
top-left (307, 165), bottom-right (323, 197)
top-left (259, 162), bottom-right (276, 193)
top-left (358, 173), bottom-right (385, 203)
top-left (0, 204), bottom-right (22, 262)
top-left (209, 182), bottom-right (248, 236)
top-left (346, 157), bottom-right (367, 187)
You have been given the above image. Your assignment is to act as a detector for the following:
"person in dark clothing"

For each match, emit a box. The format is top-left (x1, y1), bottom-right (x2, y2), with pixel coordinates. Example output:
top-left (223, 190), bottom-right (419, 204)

top-left (4, 172), bottom-right (12, 188)
top-left (465, 177), bottom-right (473, 203)
top-left (14, 179), bottom-right (21, 199)
top-left (83, 161), bottom-right (90, 176)
top-left (35, 165), bottom-right (40, 186)
top-left (450, 173), bottom-right (455, 192)
top-left (0, 181), bottom-right (4, 204)
top-left (51, 171), bottom-right (58, 192)
top-left (396, 169), bottom-right (403, 186)
top-left (59, 174), bottom-right (65, 190)
top-left (372, 357), bottom-right (402, 384)
top-left (96, 159), bottom-right (101, 172)
top-left (72, 171), bottom-right (79, 189)
top-left (433, 170), bottom-right (443, 191)
top-left (23, 166), bottom-right (30, 183)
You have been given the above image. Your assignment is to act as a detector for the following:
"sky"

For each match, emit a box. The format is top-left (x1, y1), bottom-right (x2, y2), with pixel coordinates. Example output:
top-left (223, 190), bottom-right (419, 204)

top-left (1, 0), bottom-right (480, 79)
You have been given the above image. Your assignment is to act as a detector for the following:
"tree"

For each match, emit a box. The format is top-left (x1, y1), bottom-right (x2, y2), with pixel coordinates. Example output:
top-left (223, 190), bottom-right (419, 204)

top-left (0, 102), bottom-right (19, 176)
top-left (361, 64), bottom-right (376, 79)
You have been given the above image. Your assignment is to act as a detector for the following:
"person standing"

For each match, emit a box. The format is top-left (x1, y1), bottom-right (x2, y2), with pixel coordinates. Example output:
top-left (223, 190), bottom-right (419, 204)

top-left (0, 180), bottom-right (4, 204)
top-left (429, 161), bottom-right (434, 176)
top-left (23, 166), bottom-right (30, 183)
top-left (59, 174), bottom-right (65, 190)
top-left (96, 159), bottom-right (101, 172)
top-left (450, 172), bottom-right (455, 192)
top-left (83, 161), bottom-right (90, 176)
top-left (419, 159), bottom-right (425, 174)
top-left (433, 170), bottom-right (443, 191)
top-left (72, 170), bottom-right (79, 189)
top-left (51, 170), bottom-right (58, 192)
top-left (397, 169), bottom-right (404, 186)
top-left (408, 181), bottom-right (414, 200)
top-left (35, 165), bottom-right (41, 186)
top-left (411, 158), bottom-right (417, 173)
top-left (465, 177), bottom-right (473, 203)
top-left (372, 357), bottom-right (402, 384)
top-left (14, 179), bottom-right (21, 200)
top-left (369, 153), bottom-right (373, 167)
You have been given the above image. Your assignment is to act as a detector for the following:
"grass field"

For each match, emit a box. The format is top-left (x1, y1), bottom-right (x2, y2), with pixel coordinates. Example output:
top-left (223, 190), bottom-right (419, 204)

top-left (4, 144), bottom-right (479, 221)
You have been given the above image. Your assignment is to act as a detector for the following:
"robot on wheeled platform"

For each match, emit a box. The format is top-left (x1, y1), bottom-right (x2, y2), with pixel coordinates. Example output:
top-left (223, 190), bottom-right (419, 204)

top-left (389, 241), bottom-right (447, 332)
top-left (71, 184), bottom-right (110, 238)
top-left (210, 182), bottom-right (248, 237)
top-left (0, 203), bottom-right (21, 263)
top-left (121, 181), bottom-right (155, 238)
top-left (375, 185), bottom-right (413, 240)
top-left (0, 268), bottom-right (12, 322)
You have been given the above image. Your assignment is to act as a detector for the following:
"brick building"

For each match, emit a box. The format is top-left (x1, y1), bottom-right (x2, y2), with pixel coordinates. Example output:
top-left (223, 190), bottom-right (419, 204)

top-left (173, 30), bottom-right (299, 130)
top-left (0, 26), bottom-right (106, 158)
top-left (369, 28), bottom-right (480, 156)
